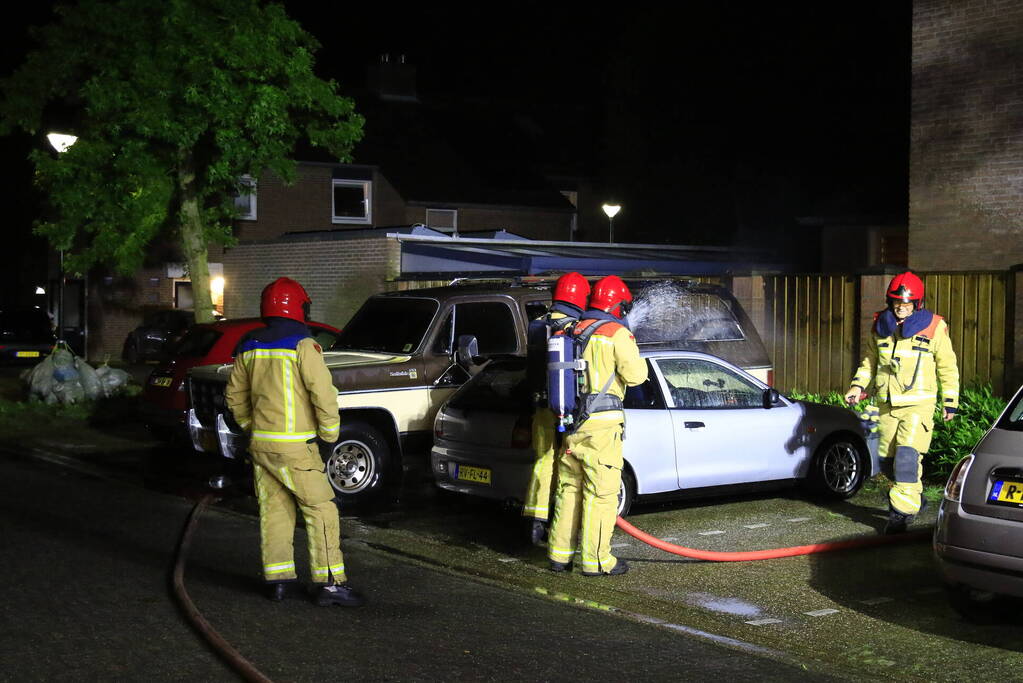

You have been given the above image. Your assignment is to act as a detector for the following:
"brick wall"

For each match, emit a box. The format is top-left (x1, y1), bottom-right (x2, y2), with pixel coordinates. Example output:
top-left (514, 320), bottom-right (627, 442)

top-left (88, 268), bottom-right (177, 360)
top-left (222, 235), bottom-right (401, 328)
top-left (911, 0), bottom-right (1023, 270)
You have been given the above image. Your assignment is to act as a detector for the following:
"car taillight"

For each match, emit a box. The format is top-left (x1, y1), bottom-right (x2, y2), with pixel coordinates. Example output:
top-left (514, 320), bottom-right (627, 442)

top-left (767, 369), bottom-right (774, 387)
top-left (434, 413), bottom-right (446, 439)
top-left (944, 455), bottom-right (974, 503)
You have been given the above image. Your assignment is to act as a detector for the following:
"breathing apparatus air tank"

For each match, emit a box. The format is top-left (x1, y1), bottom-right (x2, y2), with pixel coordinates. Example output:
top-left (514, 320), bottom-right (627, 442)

top-left (547, 331), bottom-right (583, 432)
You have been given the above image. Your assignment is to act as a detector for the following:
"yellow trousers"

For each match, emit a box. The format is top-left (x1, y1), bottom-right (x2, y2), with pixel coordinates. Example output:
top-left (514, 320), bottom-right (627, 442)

top-left (877, 402), bottom-right (935, 515)
top-left (523, 407), bottom-right (557, 521)
top-left (547, 422), bottom-right (624, 574)
top-left (252, 443), bottom-right (346, 584)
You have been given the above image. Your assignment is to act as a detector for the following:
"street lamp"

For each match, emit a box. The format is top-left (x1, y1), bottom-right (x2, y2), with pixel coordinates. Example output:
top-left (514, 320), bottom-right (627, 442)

top-left (602, 203), bottom-right (621, 244)
top-left (47, 132), bottom-right (78, 347)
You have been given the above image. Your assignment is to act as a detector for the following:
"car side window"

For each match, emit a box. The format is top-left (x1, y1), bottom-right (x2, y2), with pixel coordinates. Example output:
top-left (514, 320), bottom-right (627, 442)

top-left (623, 362), bottom-right (665, 409)
top-left (432, 302), bottom-right (518, 356)
top-left (657, 358), bottom-right (762, 409)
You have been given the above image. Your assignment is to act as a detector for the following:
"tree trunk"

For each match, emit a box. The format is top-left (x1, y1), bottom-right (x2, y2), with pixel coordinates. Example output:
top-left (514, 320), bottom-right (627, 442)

top-left (177, 149), bottom-right (215, 324)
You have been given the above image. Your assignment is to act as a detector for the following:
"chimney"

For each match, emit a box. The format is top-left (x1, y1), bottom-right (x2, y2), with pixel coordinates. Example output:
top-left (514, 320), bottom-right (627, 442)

top-left (367, 54), bottom-right (418, 103)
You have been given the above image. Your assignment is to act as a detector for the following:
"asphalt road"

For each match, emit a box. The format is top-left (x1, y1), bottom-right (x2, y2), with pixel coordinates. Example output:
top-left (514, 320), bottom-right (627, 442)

top-left (0, 451), bottom-right (836, 682)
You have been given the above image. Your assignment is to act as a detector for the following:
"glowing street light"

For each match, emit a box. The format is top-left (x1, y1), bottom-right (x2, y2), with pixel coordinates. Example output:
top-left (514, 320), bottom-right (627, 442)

top-left (602, 203), bottom-right (621, 244)
top-left (46, 133), bottom-right (78, 154)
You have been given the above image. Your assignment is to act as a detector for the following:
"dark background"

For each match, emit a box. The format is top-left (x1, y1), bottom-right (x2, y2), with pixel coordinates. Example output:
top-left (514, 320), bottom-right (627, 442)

top-left (0, 1), bottom-right (911, 306)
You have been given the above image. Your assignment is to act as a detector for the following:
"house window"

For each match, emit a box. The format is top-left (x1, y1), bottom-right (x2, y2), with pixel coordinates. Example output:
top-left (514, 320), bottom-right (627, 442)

top-left (332, 179), bottom-right (372, 224)
top-left (233, 175), bottom-right (257, 220)
top-left (426, 208), bottom-right (458, 233)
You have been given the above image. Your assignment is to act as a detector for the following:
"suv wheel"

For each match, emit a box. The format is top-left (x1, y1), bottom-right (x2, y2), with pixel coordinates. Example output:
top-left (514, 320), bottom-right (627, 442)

top-left (322, 422), bottom-right (390, 503)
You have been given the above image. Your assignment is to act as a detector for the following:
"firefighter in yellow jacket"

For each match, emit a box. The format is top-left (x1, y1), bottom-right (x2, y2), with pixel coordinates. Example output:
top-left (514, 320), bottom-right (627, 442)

top-left (226, 277), bottom-right (363, 606)
top-left (548, 275), bottom-right (647, 575)
top-left (844, 272), bottom-right (959, 534)
top-left (523, 272), bottom-right (590, 545)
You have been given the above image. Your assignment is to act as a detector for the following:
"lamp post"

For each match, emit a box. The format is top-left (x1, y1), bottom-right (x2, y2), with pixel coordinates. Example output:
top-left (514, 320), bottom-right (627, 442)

top-left (602, 203), bottom-right (621, 244)
top-left (47, 133), bottom-right (78, 346)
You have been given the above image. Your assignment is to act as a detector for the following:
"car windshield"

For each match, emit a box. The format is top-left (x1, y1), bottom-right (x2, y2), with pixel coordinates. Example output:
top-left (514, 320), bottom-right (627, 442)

top-left (0, 310), bottom-right (53, 343)
top-left (332, 297), bottom-right (438, 354)
top-left (448, 359), bottom-right (532, 412)
top-left (629, 283), bottom-right (744, 343)
top-left (997, 388), bottom-right (1023, 432)
top-left (172, 327), bottom-right (222, 358)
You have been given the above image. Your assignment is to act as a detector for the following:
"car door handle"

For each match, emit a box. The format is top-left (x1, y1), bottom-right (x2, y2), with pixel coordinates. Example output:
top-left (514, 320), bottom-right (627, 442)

top-left (684, 421), bottom-right (705, 430)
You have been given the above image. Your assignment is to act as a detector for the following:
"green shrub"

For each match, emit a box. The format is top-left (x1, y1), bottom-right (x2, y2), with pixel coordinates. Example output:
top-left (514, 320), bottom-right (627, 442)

top-left (787, 383), bottom-right (1006, 483)
top-left (927, 384), bottom-right (1006, 480)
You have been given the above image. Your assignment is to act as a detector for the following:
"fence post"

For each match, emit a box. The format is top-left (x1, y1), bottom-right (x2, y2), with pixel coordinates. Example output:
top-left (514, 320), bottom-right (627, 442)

top-left (1011, 264), bottom-right (1022, 392)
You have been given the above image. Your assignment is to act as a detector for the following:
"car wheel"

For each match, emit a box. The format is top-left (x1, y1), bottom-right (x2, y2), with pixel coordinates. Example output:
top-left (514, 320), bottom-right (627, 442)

top-left (618, 466), bottom-right (636, 517)
top-left (321, 422), bottom-right (390, 504)
top-left (807, 435), bottom-right (866, 499)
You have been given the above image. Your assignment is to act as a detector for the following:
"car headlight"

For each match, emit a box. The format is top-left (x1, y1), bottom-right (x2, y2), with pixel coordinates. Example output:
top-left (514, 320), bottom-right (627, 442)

top-left (944, 454), bottom-right (974, 503)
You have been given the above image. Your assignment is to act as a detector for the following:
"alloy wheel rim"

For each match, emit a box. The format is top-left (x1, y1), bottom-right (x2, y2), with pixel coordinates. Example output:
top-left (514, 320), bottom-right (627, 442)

top-left (326, 439), bottom-right (375, 494)
top-left (823, 442), bottom-right (859, 493)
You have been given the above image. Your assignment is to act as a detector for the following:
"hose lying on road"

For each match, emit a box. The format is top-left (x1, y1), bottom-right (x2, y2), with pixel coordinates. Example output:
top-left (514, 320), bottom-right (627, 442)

top-left (616, 516), bottom-right (931, 561)
top-left (172, 494), bottom-right (274, 683)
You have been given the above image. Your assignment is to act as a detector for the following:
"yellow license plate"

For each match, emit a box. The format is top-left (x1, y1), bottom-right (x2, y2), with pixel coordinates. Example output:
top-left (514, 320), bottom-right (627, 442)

top-left (456, 465), bottom-right (492, 485)
top-left (989, 480), bottom-right (1023, 506)
top-left (16, 351), bottom-right (40, 358)
top-left (150, 376), bottom-right (173, 387)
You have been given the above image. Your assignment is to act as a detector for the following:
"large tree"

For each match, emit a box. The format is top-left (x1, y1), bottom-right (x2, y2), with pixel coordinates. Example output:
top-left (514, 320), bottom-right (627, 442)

top-left (0, 0), bottom-right (363, 322)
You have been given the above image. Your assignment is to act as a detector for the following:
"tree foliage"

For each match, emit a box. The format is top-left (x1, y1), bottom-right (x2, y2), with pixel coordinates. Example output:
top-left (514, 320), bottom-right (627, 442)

top-left (0, 0), bottom-right (363, 321)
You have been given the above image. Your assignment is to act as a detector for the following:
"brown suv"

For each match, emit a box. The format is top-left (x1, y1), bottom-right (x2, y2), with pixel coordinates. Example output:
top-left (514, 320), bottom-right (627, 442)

top-left (187, 279), bottom-right (770, 504)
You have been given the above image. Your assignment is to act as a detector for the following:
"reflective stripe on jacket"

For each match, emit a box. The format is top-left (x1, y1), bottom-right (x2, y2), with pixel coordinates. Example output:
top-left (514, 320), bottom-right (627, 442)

top-left (851, 312), bottom-right (959, 409)
top-left (226, 329), bottom-right (340, 453)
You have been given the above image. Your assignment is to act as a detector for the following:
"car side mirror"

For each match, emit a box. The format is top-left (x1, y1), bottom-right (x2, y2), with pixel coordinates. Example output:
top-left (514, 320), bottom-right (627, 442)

top-left (455, 334), bottom-right (480, 368)
top-left (763, 388), bottom-right (781, 409)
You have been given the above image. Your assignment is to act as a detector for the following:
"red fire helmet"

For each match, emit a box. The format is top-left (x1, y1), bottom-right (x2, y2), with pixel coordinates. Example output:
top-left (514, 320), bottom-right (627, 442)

top-left (552, 272), bottom-right (591, 309)
top-left (261, 277), bottom-right (311, 322)
top-left (886, 272), bottom-right (925, 310)
top-left (590, 275), bottom-right (633, 319)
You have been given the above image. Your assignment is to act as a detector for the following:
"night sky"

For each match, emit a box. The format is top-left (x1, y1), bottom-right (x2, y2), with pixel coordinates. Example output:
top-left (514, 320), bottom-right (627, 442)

top-left (0, 1), bottom-right (911, 304)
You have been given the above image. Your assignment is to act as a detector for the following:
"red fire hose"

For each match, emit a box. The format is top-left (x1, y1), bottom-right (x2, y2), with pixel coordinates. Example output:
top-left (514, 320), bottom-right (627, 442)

top-left (615, 516), bottom-right (930, 561)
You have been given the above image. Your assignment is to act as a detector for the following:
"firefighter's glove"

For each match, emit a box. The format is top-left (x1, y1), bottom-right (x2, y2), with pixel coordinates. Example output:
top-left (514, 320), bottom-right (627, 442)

top-left (844, 386), bottom-right (864, 405)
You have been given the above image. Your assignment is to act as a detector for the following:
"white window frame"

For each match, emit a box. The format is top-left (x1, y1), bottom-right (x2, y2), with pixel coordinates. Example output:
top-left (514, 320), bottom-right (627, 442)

top-left (234, 175), bottom-right (257, 221)
top-left (426, 208), bottom-right (458, 234)
top-left (332, 179), bottom-right (372, 224)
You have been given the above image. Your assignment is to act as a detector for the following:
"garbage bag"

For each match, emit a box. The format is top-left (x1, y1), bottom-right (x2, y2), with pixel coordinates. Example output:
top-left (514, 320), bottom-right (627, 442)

top-left (53, 364), bottom-right (80, 383)
top-left (75, 358), bottom-right (104, 400)
top-left (27, 355), bottom-right (57, 400)
top-left (100, 368), bottom-right (131, 395)
top-left (52, 378), bottom-right (86, 405)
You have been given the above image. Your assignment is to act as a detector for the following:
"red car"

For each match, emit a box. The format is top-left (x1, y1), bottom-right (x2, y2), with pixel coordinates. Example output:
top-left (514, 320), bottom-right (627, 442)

top-left (141, 317), bottom-right (341, 441)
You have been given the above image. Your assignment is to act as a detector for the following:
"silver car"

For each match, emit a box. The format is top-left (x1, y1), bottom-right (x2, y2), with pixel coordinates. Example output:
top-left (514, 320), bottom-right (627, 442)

top-left (934, 383), bottom-right (1023, 607)
top-left (431, 350), bottom-right (879, 514)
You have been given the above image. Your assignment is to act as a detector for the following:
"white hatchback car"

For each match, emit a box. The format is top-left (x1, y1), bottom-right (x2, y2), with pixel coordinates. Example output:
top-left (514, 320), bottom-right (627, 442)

top-left (431, 350), bottom-right (879, 514)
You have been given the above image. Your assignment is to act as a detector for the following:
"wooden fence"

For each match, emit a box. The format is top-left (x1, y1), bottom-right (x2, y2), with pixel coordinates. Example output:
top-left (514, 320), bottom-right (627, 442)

top-left (751, 271), bottom-right (1014, 396)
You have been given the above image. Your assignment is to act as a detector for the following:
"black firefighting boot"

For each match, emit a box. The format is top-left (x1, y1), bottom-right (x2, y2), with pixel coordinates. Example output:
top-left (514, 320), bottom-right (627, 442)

top-left (314, 583), bottom-right (366, 608)
top-left (883, 509), bottom-right (913, 535)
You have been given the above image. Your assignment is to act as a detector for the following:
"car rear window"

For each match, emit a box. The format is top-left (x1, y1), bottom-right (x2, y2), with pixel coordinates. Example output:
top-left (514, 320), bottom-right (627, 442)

top-left (997, 389), bottom-right (1023, 432)
top-left (172, 327), bottom-right (222, 358)
top-left (448, 359), bottom-right (532, 412)
top-left (631, 287), bottom-right (744, 343)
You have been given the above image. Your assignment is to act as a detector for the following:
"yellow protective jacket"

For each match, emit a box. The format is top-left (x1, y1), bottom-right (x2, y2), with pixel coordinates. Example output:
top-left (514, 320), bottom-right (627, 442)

top-left (226, 321), bottom-right (341, 453)
top-left (572, 316), bottom-right (648, 428)
top-left (850, 309), bottom-right (959, 410)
